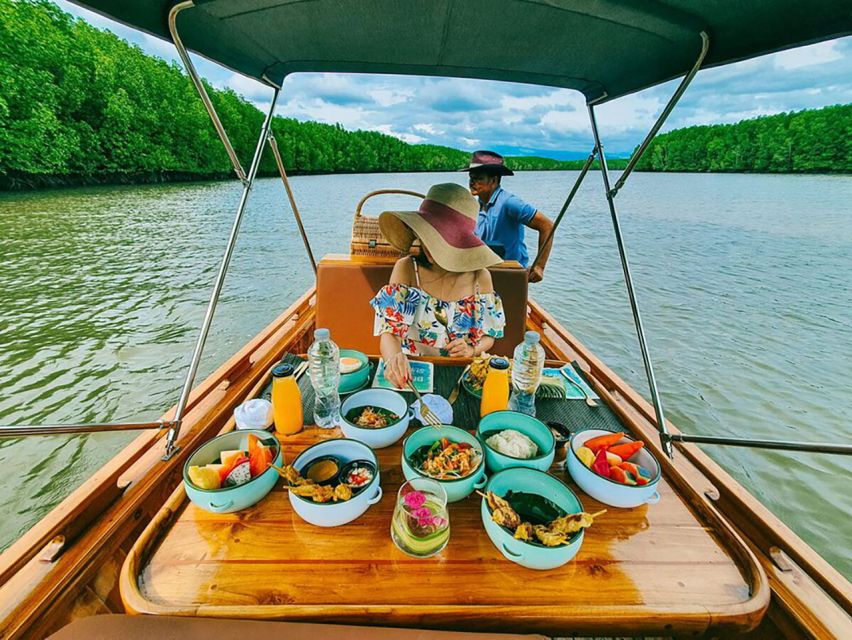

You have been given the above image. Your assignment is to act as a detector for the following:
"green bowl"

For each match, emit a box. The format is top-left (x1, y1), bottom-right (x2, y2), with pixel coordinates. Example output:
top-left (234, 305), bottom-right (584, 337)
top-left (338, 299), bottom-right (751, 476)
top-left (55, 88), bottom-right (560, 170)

top-left (481, 468), bottom-right (584, 570)
top-left (461, 371), bottom-right (483, 399)
top-left (401, 426), bottom-right (487, 503)
top-left (184, 430), bottom-right (282, 513)
top-left (338, 349), bottom-right (370, 394)
top-left (477, 411), bottom-right (556, 473)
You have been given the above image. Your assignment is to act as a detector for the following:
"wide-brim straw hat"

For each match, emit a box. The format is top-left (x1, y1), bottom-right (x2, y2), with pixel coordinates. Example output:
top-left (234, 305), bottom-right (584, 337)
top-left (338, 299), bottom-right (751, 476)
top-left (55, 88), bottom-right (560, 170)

top-left (459, 149), bottom-right (514, 176)
top-left (379, 183), bottom-right (501, 273)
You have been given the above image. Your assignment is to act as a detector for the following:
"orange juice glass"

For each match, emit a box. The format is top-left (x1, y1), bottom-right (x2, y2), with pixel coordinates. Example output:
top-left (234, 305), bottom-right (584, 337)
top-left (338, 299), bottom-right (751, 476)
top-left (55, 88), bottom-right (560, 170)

top-left (480, 357), bottom-right (510, 417)
top-left (271, 363), bottom-right (303, 435)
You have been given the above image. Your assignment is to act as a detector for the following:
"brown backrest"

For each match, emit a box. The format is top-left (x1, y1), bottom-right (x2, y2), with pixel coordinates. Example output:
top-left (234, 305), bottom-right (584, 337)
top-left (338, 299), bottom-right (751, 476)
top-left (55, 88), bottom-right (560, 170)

top-left (316, 254), bottom-right (527, 357)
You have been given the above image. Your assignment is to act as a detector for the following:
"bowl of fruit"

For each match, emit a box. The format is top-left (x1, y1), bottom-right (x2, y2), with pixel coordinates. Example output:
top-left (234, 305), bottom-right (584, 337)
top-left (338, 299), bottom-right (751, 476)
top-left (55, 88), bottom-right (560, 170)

top-left (184, 430), bottom-right (282, 513)
top-left (566, 428), bottom-right (661, 508)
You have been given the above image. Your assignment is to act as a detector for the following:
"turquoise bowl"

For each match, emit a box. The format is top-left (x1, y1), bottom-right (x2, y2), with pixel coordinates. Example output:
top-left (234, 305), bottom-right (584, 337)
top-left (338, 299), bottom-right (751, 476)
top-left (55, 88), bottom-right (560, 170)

top-left (401, 426), bottom-right (487, 503)
top-left (481, 468), bottom-right (584, 570)
top-left (184, 429), bottom-right (282, 514)
top-left (477, 411), bottom-right (556, 473)
top-left (338, 349), bottom-right (370, 394)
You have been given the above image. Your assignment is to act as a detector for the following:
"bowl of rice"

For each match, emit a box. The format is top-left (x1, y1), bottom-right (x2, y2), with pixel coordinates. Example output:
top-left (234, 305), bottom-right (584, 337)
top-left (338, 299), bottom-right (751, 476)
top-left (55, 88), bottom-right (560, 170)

top-left (477, 411), bottom-right (556, 473)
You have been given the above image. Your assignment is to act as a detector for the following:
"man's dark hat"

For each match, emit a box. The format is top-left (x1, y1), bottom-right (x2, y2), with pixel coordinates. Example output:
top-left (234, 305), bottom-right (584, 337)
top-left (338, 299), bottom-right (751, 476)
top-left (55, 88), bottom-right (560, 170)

top-left (459, 150), bottom-right (514, 176)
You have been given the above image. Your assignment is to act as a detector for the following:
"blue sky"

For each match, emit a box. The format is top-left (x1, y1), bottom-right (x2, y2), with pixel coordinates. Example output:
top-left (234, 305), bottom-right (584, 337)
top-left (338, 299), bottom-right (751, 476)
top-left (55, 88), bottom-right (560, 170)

top-left (59, 1), bottom-right (852, 157)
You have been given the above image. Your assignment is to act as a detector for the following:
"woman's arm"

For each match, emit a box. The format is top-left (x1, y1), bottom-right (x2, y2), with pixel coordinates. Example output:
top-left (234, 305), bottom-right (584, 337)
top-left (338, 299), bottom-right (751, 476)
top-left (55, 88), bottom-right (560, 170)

top-left (380, 257), bottom-right (415, 387)
top-left (381, 333), bottom-right (411, 388)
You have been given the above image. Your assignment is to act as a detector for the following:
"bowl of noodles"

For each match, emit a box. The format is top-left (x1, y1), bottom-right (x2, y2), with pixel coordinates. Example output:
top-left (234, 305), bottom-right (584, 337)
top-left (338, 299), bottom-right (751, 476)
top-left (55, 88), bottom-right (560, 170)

top-left (340, 388), bottom-right (410, 449)
top-left (401, 426), bottom-right (486, 502)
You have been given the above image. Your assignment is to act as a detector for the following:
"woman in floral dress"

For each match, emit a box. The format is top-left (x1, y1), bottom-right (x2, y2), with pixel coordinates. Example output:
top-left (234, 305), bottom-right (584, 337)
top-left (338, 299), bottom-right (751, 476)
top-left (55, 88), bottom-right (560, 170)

top-left (370, 183), bottom-right (506, 388)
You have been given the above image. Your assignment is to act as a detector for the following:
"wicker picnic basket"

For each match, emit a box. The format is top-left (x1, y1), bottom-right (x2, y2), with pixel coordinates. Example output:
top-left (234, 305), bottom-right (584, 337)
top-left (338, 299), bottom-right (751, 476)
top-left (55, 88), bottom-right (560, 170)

top-left (350, 189), bottom-right (424, 256)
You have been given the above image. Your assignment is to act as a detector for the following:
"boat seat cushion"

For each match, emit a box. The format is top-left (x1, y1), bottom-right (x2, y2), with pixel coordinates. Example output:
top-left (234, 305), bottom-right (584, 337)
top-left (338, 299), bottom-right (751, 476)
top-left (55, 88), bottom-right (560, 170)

top-left (48, 614), bottom-right (546, 639)
top-left (315, 254), bottom-right (528, 357)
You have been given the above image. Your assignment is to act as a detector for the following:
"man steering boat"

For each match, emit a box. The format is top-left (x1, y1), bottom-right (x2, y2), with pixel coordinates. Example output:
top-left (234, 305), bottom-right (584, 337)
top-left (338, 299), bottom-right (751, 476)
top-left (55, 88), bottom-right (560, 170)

top-left (462, 150), bottom-right (555, 283)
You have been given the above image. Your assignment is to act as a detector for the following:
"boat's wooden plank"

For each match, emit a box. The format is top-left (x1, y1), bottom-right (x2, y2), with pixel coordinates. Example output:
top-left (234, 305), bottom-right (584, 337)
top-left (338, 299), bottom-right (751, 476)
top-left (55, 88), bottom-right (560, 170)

top-left (0, 291), bottom-right (318, 640)
top-left (140, 560), bottom-right (748, 608)
top-left (159, 514), bottom-right (730, 565)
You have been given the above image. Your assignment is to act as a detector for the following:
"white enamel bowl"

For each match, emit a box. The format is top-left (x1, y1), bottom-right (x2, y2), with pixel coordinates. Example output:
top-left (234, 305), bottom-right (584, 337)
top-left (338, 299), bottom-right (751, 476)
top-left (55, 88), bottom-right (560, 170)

top-left (566, 428), bottom-right (661, 508)
top-left (289, 439), bottom-right (382, 526)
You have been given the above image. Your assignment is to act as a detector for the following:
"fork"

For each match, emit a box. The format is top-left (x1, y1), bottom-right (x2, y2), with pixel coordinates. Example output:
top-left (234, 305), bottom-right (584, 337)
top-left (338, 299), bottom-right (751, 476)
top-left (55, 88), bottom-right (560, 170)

top-left (560, 367), bottom-right (598, 408)
top-left (406, 380), bottom-right (442, 428)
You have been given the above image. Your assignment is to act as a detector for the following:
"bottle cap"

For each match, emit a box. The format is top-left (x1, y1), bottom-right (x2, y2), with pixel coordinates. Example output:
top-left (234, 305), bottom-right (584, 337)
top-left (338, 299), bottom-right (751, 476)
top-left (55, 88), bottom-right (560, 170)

top-left (524, 331), bottom-right (540, 344)
top-left (489, 357), bottom-right (510, 370)
top-left (272, 363), bottom-right (295, 377)
top-left (314, 328), bottom-right (330, 341)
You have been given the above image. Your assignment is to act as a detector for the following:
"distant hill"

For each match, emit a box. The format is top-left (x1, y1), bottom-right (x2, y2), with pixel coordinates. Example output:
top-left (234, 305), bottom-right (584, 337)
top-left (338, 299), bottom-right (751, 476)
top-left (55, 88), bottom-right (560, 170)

top-left (636, 104), bottom-right (851, 174)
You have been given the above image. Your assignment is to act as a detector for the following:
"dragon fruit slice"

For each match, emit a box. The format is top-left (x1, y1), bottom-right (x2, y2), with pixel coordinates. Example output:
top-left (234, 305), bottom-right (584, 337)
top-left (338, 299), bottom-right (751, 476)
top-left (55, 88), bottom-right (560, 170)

top-left (224, 456), bottom-right (251, 487)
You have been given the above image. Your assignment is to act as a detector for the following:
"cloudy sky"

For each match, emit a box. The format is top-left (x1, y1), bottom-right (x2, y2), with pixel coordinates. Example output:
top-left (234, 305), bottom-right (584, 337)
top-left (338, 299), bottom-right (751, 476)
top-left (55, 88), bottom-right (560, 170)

top-left (58, 1), bottom-right (851, 157)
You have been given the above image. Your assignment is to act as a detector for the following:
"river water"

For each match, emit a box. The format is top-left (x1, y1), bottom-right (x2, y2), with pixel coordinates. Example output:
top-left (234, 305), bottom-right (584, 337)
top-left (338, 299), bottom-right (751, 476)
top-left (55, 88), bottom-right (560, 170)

top-left (1, 171), bottom-right (850, 578)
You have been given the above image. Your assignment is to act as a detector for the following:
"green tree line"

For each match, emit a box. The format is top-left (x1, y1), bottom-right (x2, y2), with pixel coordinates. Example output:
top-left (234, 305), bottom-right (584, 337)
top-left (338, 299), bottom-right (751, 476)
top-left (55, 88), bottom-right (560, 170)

top-left (0, 0), bottom-right (599, 189)
top-left (636, 104), bottom-right (851, 173)
top-left (0, 1), bottom-right (846, 190)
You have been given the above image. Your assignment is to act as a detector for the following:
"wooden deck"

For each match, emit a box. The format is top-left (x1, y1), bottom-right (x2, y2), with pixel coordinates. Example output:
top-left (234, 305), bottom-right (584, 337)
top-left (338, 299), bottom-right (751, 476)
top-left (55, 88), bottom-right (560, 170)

top-left (122, 416), bottom-right (766, 637)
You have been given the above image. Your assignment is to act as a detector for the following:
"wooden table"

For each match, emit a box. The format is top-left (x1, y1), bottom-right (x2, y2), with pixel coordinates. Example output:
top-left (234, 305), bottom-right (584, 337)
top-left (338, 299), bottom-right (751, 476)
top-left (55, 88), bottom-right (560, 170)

top-left (122, 423), bottom-right (767, 637)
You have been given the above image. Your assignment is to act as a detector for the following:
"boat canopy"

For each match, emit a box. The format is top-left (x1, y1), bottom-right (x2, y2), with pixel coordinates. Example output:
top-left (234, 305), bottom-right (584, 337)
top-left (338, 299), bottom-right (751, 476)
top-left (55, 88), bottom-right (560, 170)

top-left (71, 0), bottom-right (852, 103)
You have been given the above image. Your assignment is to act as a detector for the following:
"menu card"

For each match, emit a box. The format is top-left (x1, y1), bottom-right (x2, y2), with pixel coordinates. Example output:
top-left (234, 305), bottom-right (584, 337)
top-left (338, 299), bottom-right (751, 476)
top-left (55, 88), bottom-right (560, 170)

top-left (372, 359), bottom-right (434, 393)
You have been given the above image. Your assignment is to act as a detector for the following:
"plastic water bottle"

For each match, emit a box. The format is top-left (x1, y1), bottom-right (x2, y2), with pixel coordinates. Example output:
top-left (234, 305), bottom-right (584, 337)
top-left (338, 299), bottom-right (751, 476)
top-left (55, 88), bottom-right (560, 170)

top-left (509, 331), bottom-right (545, 416)
top-left (307, 328), bottom-right (340, 428)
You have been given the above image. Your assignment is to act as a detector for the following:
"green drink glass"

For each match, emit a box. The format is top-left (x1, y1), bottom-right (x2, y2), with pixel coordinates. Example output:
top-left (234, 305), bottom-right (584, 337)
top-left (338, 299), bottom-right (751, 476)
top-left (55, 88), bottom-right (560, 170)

top-left (391, 478), bottom-right (450, 558)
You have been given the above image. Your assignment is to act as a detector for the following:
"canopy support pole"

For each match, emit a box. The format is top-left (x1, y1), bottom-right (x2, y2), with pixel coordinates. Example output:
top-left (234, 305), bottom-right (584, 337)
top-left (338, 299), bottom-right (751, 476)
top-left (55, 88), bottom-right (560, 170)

top-left (529, 147), bottom-right (597, 273)
top-left (267, 133), bottom-right (317, 274)
top-left (0, 420), bottom-right (169, 438)
top-left (587, 104), bottom-right (673, 458)
top-left (608, 31), bottom-right (709, 197)
top-left (669, 433), bottom-right (852, 456)
top-left (168, 1), bottom-right (248, 184)
top-left (161, 87), bottom-right (281, 460)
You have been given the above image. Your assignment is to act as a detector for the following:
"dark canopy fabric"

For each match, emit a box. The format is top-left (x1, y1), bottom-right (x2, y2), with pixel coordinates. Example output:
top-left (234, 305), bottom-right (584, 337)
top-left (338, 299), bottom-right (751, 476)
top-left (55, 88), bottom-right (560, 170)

top-left (72, 0), bottom-right (852, 103)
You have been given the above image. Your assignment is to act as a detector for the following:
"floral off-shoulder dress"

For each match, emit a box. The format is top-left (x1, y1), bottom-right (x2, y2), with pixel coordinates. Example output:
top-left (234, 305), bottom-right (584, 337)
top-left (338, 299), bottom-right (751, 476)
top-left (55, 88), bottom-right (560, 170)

top-left (370, 276), bottom-right (506, 357)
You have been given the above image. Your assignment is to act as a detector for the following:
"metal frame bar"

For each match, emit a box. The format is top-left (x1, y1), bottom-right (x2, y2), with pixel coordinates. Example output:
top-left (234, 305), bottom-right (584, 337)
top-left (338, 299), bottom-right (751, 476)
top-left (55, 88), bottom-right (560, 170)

top-left (670, 433), bottom-right (852, 456)
top-left (529, 147), bottom-right (597, 272)
top-left (608, 31), bottom-right (710, 197)
top-left (267, 133), bottom-right (318, 274)
top-left (0, 421), bottom-right (169, 438)
top-left (169, 1), bottom-right (248, 184)
top-left (161, 0), bottom-right (287, 459)
top-left (584, 32), bottom-right (710, 459)
top-left (587, 103), bottom-right (674, 458)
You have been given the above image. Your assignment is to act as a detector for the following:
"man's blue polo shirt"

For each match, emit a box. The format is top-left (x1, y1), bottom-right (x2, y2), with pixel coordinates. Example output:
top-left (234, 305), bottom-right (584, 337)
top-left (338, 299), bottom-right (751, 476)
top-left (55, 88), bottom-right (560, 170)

top-left (474, 187), bottom-right (537, 267)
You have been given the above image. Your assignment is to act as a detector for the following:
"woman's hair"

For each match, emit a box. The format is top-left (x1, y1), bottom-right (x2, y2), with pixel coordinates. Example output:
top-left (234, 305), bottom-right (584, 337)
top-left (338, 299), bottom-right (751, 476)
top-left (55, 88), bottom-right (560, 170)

top-left (411, 238), bottom-right (432, 268)
top-left (413, 249), bottom-right (432, 268)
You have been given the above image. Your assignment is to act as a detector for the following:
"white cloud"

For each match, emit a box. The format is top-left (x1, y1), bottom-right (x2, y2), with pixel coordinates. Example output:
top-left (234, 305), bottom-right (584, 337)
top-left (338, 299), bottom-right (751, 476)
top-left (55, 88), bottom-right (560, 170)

top-left (774, 41), bottom-right (843, 70)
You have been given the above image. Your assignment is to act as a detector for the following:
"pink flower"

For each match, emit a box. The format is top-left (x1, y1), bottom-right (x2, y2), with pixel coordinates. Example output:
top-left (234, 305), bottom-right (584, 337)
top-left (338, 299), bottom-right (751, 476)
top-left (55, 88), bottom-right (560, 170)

top-left (403, 490), bottom-right (426, 509)
top-left (412, 507), bottom-right (431, 520)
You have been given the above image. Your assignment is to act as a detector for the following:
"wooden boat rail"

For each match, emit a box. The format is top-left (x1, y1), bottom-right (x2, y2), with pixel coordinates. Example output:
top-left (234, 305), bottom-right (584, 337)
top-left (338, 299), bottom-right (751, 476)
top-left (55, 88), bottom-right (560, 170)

top-left (528, 298), bottom-right (852, 637)
top-left (0, 289), bottom-right (317, 640)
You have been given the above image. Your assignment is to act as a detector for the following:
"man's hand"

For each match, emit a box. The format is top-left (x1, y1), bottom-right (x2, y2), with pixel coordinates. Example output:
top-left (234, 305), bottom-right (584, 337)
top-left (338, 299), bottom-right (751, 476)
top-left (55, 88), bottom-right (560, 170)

top-left (385, 352), bottom-right (411, 388)
top-left (528, 264), bottom-right (544, 283)
top-left (446, 338), bottom-right (475, 358)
